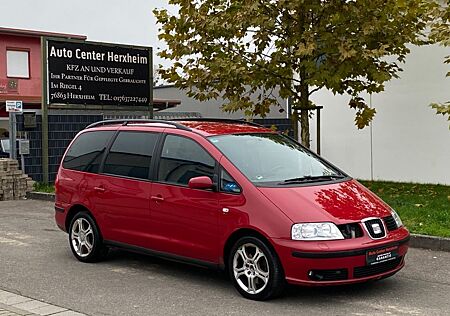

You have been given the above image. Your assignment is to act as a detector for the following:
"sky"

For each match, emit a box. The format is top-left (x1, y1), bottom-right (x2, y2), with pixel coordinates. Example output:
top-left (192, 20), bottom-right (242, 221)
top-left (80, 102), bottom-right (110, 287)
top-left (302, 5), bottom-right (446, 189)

top-left (0, 0), bottom-right (173, 67)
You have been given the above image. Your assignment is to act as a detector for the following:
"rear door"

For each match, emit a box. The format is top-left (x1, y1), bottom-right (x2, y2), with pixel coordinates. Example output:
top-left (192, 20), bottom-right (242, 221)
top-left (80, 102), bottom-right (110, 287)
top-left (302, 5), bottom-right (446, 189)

top-left (94, 130), bottom-right (160, 248)
top-left (149, 133), bottom-right (219, 263)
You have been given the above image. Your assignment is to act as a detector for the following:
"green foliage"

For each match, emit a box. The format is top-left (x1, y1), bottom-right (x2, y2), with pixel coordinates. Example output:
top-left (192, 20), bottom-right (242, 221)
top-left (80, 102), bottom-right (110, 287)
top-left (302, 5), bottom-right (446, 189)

top-left (430, 102), bottom-right (450, 129)
top-left (429, 1), bottom-right (450, 128)
top-left (360, 180), bottom-right (450, 237)
top-left (33, 182), bottom-right (55, 193)
top-left (154, 1), bottom-right (435, 144)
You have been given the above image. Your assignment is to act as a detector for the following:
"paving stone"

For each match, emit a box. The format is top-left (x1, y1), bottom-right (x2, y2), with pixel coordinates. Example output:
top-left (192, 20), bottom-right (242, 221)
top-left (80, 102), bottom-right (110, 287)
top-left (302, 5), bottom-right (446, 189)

top-left (0, 295), bottom-right (31, 306)
top-left (31, 305), bottom-right (67, 316)
top-left (0, 311), bottom-right (20, 316)
top-left (11, 301), bottom-right (48, 313)
top-left (0, 293), bottom-right (83, 316)
top-left (51, 311), bottom-right (85, 316)
top-left (0, 291), bottom-right (15, 301)
top-left (0, 303), bottom-right (34, 316)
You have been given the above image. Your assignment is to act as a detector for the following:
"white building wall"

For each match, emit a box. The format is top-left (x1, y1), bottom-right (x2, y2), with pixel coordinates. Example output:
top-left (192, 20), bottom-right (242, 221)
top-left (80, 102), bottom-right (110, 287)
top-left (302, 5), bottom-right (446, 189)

top-left (155, 86), bottom-right (287, 119)
top-left (309, 44), bottom-right (450, 185)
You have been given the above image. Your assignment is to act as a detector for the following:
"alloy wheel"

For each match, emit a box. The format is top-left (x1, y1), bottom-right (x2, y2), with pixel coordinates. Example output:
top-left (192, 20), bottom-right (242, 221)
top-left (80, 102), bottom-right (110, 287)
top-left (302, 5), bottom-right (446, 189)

top-left (71, 218), bottom-right (94, 257)
top-left (233, 243), bottom-right (270, 294)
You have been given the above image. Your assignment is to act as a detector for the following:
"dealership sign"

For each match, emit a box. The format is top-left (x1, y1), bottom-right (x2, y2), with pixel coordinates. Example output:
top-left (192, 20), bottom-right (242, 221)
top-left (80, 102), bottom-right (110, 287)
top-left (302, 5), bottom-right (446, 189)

top-left (45, 39), bottom-right (152, 107)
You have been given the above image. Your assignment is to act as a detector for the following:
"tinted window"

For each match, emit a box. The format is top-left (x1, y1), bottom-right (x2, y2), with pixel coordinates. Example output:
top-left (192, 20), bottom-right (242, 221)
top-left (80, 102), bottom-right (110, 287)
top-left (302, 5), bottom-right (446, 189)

top-left (220, 169), bottom-right (241, 193)
top-left (63, 131), bottom-right (114, 173)
top-left (158, 135), bottom-right (215, 185)
top-left (103, 132), bottom-right (159, 180)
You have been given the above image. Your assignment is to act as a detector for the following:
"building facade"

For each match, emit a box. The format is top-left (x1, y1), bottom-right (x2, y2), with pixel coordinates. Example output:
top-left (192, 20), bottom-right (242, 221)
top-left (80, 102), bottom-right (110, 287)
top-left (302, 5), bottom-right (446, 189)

top-left (0, 28), bottom-right (87, 135)
top-left (0, 27), bottom-right (179, 182)
top-left (154, 84), bottom-right (288, 119)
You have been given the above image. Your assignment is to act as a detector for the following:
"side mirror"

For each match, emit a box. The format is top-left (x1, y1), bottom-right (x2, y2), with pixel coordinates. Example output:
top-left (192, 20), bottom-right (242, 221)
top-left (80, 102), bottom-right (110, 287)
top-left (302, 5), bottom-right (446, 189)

top-left (188, 176), bottom-right (213, 190)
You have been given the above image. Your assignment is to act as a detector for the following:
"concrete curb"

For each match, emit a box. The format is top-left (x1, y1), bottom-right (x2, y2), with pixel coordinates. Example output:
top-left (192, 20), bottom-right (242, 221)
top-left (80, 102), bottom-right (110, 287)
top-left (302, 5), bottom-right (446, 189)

top-left (25, 192), bottom-right (450, 252)
top-left (26, 191), bottom-right (55, 202)
top-left (409, 233), bottom-right (450, 252)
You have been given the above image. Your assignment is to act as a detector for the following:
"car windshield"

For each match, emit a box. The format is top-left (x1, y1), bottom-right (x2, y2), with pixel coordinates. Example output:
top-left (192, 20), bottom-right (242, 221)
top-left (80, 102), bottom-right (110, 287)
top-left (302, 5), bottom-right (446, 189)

top-left (209, 133), bottom-right (343, 185)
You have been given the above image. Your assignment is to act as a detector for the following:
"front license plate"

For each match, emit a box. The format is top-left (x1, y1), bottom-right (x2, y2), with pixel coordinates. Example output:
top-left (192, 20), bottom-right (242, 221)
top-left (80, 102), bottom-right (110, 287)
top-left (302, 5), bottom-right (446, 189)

top-left (366, 246), bottom-right (399, 266)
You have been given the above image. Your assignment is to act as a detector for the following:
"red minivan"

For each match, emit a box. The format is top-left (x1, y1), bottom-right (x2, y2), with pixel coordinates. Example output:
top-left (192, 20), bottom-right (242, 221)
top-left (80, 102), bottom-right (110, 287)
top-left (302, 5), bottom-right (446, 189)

top-left (55, 119), bottom-right (409, 300)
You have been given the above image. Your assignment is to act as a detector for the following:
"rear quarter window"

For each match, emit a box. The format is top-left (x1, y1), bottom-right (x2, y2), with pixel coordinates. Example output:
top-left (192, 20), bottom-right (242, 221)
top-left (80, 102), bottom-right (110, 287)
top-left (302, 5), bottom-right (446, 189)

top-left (62, 131), bottom-right (115, 173)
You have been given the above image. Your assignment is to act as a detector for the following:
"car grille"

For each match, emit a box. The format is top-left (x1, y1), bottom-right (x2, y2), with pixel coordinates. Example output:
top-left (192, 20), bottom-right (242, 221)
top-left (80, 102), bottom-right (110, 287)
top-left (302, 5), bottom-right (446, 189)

top-left (308, 268), bottom-right (348, 281)
top-left (353, 256), bottom-right (403, 278)
top-left (337, 223), bottom-right (364, 239)
top-left (383, 215), bottom-right (398, 231)
top-left (363, 218), bottom-right (386, 239)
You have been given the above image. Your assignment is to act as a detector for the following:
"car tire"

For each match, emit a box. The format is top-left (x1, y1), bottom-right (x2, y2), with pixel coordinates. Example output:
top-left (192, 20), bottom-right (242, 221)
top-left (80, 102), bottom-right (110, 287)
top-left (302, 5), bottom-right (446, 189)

top-left (228, 236), bottom-right (285, 300)
top-left (68, 212), bottom-right (108, 263)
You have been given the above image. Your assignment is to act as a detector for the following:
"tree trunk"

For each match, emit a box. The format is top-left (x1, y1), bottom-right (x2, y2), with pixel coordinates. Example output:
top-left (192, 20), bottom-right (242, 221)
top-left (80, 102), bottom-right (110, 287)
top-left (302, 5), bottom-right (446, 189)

top-left (296, 10), bottom-right (310, 148)
top-left (299, 108), bottom-right (310, 147)
top-left (292, 109), bottom-right (299, 141)
top-left (299, 80), bottom-right (310, 148)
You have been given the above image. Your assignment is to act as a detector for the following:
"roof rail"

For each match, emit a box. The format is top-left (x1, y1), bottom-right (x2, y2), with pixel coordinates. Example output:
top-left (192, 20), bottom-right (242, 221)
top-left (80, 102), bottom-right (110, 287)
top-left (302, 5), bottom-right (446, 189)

top-left (85, 119), bottom-right (191, 131)
top-left (170, 118), bottom-right (266, 128)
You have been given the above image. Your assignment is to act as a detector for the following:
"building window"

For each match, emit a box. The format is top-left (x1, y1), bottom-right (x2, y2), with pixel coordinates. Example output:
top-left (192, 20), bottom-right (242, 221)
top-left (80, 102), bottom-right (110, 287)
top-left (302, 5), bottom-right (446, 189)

top-left (6, 50), bottom-right (30, 78)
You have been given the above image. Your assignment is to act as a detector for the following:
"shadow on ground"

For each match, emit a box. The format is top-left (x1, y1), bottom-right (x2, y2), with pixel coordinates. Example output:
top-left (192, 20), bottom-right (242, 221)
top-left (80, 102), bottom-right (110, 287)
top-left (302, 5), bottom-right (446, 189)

top-left (103, 247), bottom-right (398, 303)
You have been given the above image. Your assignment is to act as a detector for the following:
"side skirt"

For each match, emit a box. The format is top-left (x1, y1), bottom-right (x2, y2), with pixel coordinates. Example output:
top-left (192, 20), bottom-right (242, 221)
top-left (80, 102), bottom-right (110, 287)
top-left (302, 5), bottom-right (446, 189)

top-left (103, 240), bottom-right (220, 270)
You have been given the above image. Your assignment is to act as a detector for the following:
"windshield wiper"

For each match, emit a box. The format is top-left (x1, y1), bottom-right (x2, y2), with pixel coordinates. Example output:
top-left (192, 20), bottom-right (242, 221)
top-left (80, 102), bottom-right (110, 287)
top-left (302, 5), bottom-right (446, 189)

top-left (279, 174), bottom-right (345, 185)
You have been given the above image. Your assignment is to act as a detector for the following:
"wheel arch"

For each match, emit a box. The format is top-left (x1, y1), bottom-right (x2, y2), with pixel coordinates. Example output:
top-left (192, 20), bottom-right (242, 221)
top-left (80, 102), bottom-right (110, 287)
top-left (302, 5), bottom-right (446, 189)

top-left (222, 227), bottom-right (278, 270)
top-left (65, 204), bottom-right (103, 239)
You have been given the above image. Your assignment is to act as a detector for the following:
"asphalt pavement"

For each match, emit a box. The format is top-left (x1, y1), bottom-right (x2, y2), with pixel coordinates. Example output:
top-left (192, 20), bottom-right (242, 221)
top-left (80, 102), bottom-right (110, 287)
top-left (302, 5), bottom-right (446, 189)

top-left (0, 199), bottom-right (449, 316)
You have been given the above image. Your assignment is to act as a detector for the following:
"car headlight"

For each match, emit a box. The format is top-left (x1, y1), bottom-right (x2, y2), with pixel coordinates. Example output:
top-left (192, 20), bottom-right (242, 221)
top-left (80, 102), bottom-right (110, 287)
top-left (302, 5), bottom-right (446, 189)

top-left (391, 209), bottom-right (403, 228)
top-left (291, 222), bottom-right (344, 241)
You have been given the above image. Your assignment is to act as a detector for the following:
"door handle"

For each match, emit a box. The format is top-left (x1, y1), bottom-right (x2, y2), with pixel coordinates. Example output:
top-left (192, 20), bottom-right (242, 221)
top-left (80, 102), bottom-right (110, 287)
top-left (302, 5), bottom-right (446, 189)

top-left (93, 186), bottom-right (106, 192)
top-left (151, 195), bottom-right (164, 202)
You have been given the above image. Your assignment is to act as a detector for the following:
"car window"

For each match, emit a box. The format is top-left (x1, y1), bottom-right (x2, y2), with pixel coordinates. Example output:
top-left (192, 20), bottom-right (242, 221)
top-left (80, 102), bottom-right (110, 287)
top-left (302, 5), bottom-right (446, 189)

top-left (209, 133), bottom-right (340, 185)
top-left (220, 168), bottom-right (241, 194)
top-left (63, 131), bottom-right (114, 173)
top-left (158, 135), bottom-right (215, 185)
top-left (103, 131), bottom-right (159, 180)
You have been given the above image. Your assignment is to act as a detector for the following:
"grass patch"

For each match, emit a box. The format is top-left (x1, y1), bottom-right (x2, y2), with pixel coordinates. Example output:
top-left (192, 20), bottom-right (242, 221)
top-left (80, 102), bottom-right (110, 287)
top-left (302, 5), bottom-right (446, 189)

top-left (30, 179), bottom-right (449, 237)
top-left (360, 180), bottom-right (450, 238)
top-left (33, 182), bottom-right (55, 193)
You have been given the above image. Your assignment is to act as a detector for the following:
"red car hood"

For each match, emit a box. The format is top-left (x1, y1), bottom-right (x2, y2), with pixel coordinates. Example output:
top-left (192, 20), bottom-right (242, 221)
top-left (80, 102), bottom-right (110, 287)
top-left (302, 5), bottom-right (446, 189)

top-left (258, 179), bottom-right (392, 224)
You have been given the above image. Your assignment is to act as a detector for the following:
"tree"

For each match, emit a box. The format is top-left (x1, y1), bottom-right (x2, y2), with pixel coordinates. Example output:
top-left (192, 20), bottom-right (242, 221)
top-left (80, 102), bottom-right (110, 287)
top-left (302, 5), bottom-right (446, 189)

top-left (153, 64), bottom-right (164, 86)
top-left (154, 0), bottom-right (434, 147)
top-left (429, 1), bottom-right (449, 129)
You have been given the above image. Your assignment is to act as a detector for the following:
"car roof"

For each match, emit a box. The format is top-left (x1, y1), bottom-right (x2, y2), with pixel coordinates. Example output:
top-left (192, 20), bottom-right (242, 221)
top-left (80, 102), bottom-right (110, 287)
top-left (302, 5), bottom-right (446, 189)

top-left (85, 119), bottom-right (275, 137)
top-left (176, 120), bottom-right (273, 136)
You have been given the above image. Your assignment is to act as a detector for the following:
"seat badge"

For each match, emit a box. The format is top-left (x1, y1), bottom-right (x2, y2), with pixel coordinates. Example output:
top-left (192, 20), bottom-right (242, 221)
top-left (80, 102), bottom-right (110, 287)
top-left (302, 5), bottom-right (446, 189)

top-left (372, 223), bottom-right (382, 234)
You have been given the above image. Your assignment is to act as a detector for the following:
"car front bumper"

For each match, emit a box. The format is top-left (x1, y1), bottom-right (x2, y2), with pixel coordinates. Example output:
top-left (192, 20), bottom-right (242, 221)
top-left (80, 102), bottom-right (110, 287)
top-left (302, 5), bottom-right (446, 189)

top-left (272, 227), bottom-right (410, 286)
